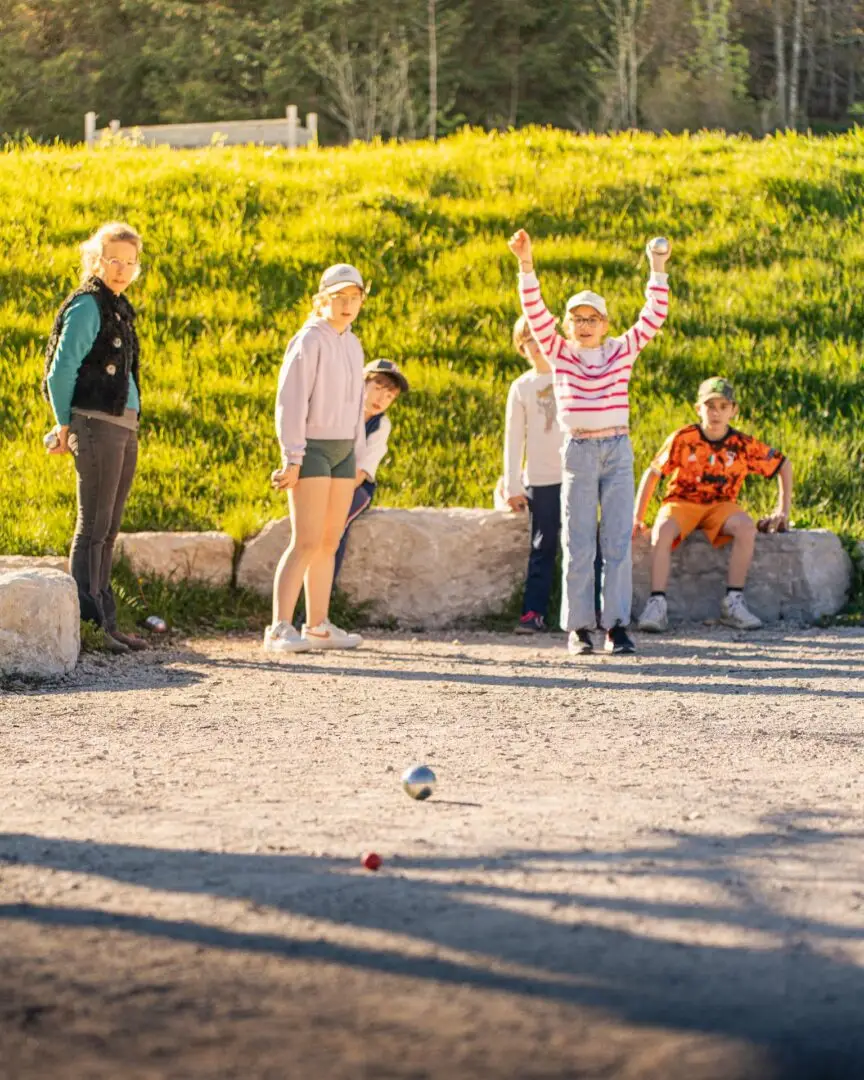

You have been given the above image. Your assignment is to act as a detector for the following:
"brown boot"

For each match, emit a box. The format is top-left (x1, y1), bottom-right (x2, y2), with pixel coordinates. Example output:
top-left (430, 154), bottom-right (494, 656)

top-left (100, 631), bottom-right (130, 654)
top-left (107, 629), bottom-right (148, 652)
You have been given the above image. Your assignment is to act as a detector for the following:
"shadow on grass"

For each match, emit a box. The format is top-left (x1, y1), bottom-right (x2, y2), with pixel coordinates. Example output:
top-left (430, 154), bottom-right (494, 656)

top-left (1, 811), bottom-right (863, 1078)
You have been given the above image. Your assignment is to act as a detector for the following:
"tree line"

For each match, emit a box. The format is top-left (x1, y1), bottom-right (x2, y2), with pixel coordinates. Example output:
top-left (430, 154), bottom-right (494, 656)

top-left (0, 0), bottom-right (862, 143)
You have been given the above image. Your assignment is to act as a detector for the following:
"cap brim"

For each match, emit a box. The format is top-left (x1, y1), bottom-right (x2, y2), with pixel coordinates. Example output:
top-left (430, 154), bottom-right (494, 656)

top-left (322, 281), bottom-right (366, 295)
top-left (367, 369), bottom-right (409, 393)
top-left (566, 301), bottom-right (607, 316)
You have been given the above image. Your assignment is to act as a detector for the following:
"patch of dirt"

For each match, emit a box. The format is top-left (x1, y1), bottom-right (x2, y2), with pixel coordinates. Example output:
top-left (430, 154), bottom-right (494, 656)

top-left (1, 626), bottom-right (863, 1079)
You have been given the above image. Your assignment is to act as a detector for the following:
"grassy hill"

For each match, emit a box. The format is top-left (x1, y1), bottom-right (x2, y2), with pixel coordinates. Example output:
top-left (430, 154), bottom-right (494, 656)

top-left (1, 127), bottom-right (862, 557)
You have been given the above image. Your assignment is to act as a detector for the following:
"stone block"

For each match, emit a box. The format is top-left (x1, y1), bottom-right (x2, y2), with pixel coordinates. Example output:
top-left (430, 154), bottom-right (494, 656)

top-left (237, 508), bottom-right (531, 628)
top-left (632, 528), bottom-right (852, 624)
top-left (0, 555), bottom-right (67, 574)
top-left (236, 518), bottom-right (293, 596)
top-left (115, 531), bottom-right (235, 586)
top-left (339, 509), bottom-right (531, 628)
top-left (238, 509), bottom-right (850, 628)
top-left (0, 568), bottom-right (79, 678)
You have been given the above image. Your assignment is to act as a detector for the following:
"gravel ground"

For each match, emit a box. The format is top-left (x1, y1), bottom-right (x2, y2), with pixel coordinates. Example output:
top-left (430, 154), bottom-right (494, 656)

top-left (1, 625), bottom-right (863, 1080)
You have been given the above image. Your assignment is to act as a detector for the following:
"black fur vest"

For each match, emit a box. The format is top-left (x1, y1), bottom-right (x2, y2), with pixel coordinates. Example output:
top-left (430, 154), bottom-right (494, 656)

top-left (43, 277), bottom-right (140, 416)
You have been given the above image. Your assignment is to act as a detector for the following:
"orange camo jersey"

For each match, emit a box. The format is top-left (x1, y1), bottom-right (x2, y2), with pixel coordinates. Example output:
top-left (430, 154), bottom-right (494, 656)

top-left (652, 425), bottom-right (785, 505)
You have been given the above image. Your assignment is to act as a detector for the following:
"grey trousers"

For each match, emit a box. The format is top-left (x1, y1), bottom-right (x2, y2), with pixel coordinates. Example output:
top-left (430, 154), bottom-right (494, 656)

top-left (69, 414), bottom-right (138, 628)
top-left (561, 434), bottom-right (634, 632)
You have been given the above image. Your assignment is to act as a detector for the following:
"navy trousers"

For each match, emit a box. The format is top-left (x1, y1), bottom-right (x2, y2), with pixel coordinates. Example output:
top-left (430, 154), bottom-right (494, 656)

top-left (333, 481), bottom-right (375, 582)
top-left (522, 484), bottom-right (562, 618)
top-left (522, 483), bottom-right (602, 625)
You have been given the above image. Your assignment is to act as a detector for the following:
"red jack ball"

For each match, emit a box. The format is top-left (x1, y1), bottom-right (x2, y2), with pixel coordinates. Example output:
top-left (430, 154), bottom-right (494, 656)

top-left (361, 851), bottom-right (382, 871)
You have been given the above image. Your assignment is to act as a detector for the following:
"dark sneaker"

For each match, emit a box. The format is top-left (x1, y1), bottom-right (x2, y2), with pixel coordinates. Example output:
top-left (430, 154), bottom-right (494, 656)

top-left (515, 611), bottom-right (546, 634)
top-left (568, 629), bottom-right (594, 655)
top-left (605, 625), bottom-right (635, 654)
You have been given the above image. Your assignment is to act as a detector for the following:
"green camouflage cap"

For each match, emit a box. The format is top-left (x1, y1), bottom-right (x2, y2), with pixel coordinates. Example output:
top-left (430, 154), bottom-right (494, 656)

top-left (697, 376), bottom-right (736, 404)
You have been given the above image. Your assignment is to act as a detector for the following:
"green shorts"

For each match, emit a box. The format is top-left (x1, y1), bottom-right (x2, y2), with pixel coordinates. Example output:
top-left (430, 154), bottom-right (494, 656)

top-left (299, 438), bottom-right (356, 480)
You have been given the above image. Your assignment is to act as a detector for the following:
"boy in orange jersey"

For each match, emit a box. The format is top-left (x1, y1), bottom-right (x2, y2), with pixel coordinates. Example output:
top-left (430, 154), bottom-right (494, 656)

top-left (634, 377), bottom-right (793, 632)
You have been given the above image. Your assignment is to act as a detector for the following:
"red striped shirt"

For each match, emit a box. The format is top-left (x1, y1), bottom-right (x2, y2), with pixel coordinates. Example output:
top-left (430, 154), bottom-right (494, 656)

top-left (518, 270), bottom-right (669, 432)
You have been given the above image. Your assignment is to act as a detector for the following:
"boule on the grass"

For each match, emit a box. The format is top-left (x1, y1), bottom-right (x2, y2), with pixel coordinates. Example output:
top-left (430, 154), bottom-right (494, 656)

top-left (401, 764), bottom-right (437, 801)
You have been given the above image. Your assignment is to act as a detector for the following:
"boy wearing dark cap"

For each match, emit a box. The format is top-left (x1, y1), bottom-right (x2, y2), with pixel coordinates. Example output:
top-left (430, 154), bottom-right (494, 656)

top-left (634, 377), bottom-right (793, 632)
top-left (333, 358), bottom-right (409, 581)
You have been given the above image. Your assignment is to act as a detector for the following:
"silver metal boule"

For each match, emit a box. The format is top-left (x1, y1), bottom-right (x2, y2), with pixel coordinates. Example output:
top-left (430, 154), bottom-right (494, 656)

top-left (143, 615), bottom-right (168, 633)
top-left (401, 764), bottom-right (436, 801)
top-left (648, 236), bottom-right (670, 254)
top-left (43, 430), bottom-right (61, 450)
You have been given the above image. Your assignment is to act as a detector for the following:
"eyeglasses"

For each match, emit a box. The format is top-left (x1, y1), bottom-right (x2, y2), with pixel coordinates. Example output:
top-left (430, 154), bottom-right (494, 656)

top-left (101, 257), bottom-right (140, 271)
top-left (570, 316), bottom-right (603, 328)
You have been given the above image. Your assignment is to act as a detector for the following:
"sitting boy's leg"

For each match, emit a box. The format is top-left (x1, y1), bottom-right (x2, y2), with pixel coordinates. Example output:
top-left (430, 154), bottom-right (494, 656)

top-left (719, 511), bottom-right (757, 588)
top-left (698, 503), bottom-right (762, 629)
top-left (637, 505), bottom-right (684, 633)
top-left (718, 511), bottom-right (762, 628)
top-left (522, 484), bottom-right (561, 625)
top-left (650, 516), bottom-right (682, 592)
top-left (333, 486), bottom-right (374, 582)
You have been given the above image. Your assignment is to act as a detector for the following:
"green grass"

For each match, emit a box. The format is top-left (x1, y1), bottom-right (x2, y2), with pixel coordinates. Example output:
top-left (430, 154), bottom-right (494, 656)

top-left (1, 127), bottom-right (862, 561)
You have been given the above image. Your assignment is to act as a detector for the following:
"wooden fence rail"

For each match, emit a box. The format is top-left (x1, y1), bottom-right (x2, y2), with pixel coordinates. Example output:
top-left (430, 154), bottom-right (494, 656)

top-left (84, 106), bottom-right (318, 149)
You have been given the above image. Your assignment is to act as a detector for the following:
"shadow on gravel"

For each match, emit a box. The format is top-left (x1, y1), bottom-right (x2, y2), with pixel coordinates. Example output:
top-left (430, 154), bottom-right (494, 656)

top-left (182, 653), bottom-right (864, 700)
top-left (2, 810), bottom-right (863, 1078)
top-left (1, 658), bottom-right (206, 697)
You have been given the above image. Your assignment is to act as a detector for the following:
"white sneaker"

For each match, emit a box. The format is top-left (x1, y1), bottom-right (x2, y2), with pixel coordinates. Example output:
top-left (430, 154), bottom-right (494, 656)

top-left (720, 592), bottom-right (762, 630)
top-left (263, 620), bottom-right (311, 653)
top-left (302, 619), bottom-right (363, 650)
top-left (638, 594), bottom-right (668, 632)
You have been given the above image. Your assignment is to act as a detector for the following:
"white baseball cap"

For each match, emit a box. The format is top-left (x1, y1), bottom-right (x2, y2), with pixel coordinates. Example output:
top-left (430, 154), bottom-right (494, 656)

top-left (566, 289), bottom-right (607, 318)
top-left (319, 263), bottom-right (366, 295)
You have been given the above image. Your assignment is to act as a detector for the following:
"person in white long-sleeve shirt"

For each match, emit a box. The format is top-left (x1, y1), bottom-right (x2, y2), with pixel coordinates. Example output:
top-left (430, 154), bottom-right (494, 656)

top-left (333, 358), bottom-right (409, 583)
top-left (501, 316), bottom-right (565, 633)
top-left (265, 263), bottom-right (369, 654)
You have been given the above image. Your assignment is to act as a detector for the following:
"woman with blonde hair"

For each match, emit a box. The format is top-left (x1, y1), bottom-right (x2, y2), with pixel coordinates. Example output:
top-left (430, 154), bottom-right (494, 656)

top-left (43, 222), bottom-right (146, 653)
top-left (265, 263), bottom-right (368, 653)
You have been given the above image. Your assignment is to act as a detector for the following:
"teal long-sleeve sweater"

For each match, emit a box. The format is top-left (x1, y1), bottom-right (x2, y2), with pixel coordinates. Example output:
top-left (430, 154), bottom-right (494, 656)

top-left (45, 294), bottom-right (140, 425)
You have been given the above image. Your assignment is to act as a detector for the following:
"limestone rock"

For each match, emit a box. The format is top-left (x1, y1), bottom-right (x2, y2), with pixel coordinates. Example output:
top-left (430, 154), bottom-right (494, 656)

top-left (115, 531), bottom-right (235, 586)
top-left (236, 518), bottom-right (293, 596)
top-left (632, 529), bottom-right (852, 624)
top-left (0, 568), bottom-right (79, 678)
top-left (0, 555), bottom-right (68, 574)
top-left (239, 510), bottom-right (850, 628)
top-left (340, 509), bottom-right (531, 628)
top-left (237, 508), bottom-right (532, 628)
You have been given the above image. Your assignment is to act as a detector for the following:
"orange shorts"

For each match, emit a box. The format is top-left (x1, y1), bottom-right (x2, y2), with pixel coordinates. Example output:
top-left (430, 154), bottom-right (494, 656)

top-left (656, 500), bottom-right (743, 549)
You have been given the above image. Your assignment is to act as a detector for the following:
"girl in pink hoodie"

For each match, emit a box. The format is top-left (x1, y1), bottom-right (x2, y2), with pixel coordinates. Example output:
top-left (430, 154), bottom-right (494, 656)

top-left (265, 264), bottom-right (368, 653)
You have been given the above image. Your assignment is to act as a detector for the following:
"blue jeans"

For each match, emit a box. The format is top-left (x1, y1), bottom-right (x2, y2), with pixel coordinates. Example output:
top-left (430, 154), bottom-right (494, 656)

top-left (522, 484), bottom-right (561, 619)
top-left (333, 481), bottom-right (375, 582)
top-left (561, 434), bottom-right (634, 631)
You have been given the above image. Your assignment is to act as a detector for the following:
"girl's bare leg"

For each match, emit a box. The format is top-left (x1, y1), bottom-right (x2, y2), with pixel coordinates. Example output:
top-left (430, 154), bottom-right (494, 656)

top-left (271, 478), bottom-right (330, 625)
top-left (303, 478), bottom-right (356, 627)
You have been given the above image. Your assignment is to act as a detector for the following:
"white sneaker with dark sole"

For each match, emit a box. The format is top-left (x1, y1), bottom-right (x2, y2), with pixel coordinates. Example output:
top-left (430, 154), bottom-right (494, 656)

top-left (302, 619), bottom-right (363, 650)
top-left (720, 593), bottom-right (762, 630)
top-left (263, 621), bottom-right (311, 653)
top-left (638, 594), bottom-right (668, 633)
